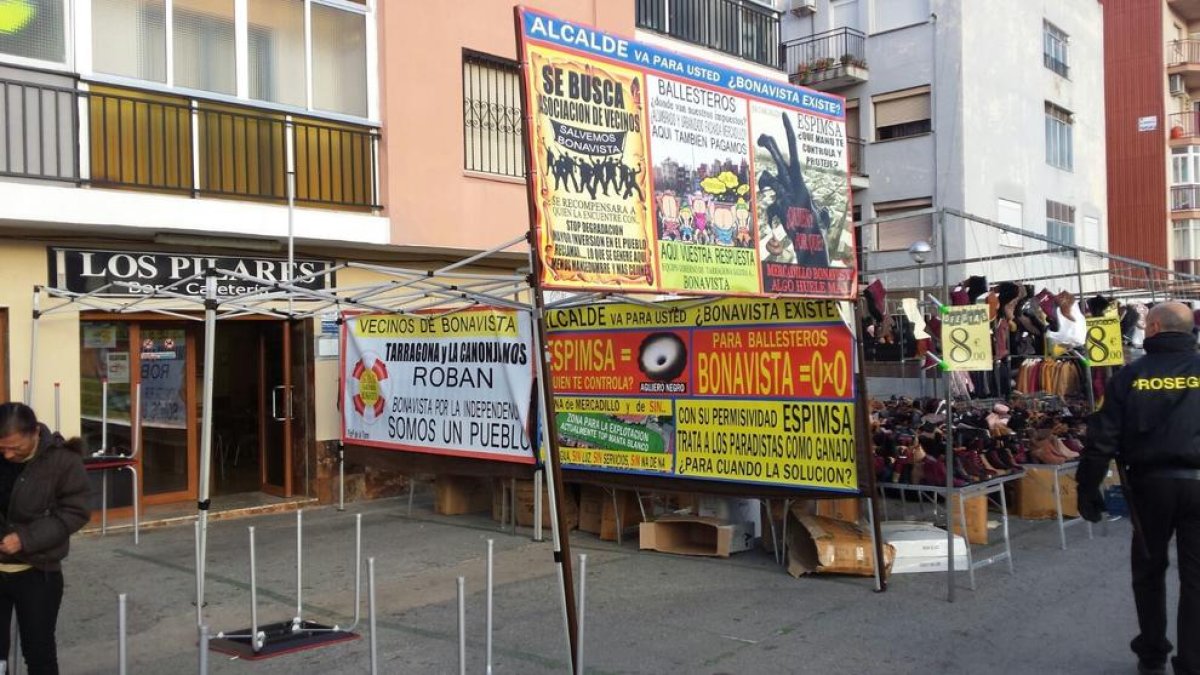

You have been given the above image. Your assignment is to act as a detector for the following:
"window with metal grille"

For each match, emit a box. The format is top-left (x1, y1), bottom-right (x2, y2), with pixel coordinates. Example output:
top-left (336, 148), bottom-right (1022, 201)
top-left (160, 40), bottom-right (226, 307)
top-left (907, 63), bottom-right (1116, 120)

top-left (462, 50), bottom-right (525, 179)
top-left (1043, 21), bottom-right (1069, 78)
top-left (1045, 102), bottom-right (1073, 170)
top-left (1046, 200), bottom-right (1075, 255)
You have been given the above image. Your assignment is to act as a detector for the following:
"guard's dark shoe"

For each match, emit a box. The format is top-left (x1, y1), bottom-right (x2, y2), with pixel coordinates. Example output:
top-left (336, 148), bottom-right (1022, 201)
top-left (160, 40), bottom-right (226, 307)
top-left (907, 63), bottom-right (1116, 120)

top-left (1137, 660), bottom-right (1166, 675)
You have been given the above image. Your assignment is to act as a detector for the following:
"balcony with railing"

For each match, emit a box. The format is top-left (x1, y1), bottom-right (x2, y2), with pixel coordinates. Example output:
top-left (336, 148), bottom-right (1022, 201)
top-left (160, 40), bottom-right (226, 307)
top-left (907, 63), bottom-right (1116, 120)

top-left (1171, 184), bottom-right (1200, 214)
top-left (848, 136), bottom-right (867, 188)
top-left (1168, 39), bottom-right (1200, 92)
top-left (1169, 112), bottom-right (1200, 144)
top-left (636, 0), bottom-right (782, 69)
top-left (0, 79), bottom-right (379, 210)
top-left (781, 28), bottom-right (868, 91)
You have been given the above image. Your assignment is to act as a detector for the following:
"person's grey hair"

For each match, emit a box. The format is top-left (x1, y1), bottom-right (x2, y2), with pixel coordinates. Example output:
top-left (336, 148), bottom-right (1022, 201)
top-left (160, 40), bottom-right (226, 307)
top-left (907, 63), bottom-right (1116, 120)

top-left (1148, 302), bottom-right (1195, 334)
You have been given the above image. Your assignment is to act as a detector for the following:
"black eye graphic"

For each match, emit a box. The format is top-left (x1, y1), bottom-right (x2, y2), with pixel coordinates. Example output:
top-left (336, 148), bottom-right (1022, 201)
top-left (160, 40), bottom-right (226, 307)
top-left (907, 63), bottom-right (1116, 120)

top-left (639, 333), bottom-right (687, 382)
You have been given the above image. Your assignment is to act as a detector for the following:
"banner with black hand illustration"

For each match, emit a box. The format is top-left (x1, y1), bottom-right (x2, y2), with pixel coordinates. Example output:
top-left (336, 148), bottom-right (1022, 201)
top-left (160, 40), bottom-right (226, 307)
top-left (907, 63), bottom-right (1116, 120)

top-left (341, 309), bottom-right (537, 463)
top-left (518, 8), bottom-right (855, 300)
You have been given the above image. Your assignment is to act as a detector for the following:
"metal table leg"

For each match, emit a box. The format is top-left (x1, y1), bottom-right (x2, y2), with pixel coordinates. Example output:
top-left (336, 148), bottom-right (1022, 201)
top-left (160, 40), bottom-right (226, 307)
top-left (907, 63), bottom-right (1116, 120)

top-left (958, 492), bottom-right (977, 591)
top-left (999, 483), bottom-right (1014, 575)
top-left (1053, 466), bottom-right (1067, 550)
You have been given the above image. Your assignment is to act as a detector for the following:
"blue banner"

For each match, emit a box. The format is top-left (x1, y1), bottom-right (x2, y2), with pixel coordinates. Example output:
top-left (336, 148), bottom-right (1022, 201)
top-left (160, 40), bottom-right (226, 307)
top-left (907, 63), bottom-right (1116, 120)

top-left (520, 8), bottom-right (844, 119)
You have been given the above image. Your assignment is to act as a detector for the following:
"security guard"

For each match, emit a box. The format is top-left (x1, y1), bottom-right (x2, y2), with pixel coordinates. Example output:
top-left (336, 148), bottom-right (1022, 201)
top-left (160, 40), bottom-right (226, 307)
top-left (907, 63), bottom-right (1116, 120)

top-left (1078, 301), bottom-right (1200, 675)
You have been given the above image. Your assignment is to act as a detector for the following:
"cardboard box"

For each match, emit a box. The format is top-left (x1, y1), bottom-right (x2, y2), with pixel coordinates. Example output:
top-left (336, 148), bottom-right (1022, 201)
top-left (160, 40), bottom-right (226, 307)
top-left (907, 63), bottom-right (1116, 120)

top-left (600, 490), bottom-right (643, 542)
top-left (578, 485), bottom-right (605, 535)
top-left (516, 480), bottom-right (579, 531)
top-left (882, 521), bottom-right (968, 558)
top-left (950, 494), bottom-right (988, 545)
top-left (638, 516), bottom-right (753, 557)
top-left (816, 497), bottom-right (862, 525)
top-left (435, 475), bottom-right (491, 516)
top-left (786, 510), bottom-right (895, 578)
top-left (1015, 467), bottom-right (1079, 520)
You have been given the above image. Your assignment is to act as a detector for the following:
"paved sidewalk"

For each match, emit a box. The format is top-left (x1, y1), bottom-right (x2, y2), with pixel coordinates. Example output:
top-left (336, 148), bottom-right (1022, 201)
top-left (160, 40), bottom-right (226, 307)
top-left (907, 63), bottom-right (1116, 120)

top-left (54, 497), bottom-right (1172, 674)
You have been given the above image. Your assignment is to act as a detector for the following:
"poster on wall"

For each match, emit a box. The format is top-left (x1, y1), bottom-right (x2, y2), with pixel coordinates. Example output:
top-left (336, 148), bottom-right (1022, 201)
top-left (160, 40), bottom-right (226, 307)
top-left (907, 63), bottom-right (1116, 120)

top-left (518, 7), bottom-right (855, 299)
top-left (546, 298), bottom-right (860, 492)
top-left (341, 308), bottom-right (537, 464)
top-left (140, 329), bottom-right (186, 427)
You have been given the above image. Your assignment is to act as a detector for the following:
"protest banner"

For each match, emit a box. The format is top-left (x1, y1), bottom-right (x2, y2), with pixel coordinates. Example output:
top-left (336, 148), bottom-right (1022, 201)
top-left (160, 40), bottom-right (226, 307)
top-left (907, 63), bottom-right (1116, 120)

top-left (518, 8), bottom-right (855, 299)
top-left (342, 308), bottom-right (536, 463)
top-left (546, 298), bottom-right (858, 492)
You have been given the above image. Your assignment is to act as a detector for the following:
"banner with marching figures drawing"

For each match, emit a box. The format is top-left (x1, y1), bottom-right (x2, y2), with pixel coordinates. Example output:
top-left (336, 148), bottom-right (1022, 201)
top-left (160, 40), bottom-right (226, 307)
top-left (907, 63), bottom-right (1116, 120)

top-left (517, 8), bottom-right (856, 299)
top-left (546, 297), bottom-right (859, 492)
top-left (341, 309), bottom-right (536, 463)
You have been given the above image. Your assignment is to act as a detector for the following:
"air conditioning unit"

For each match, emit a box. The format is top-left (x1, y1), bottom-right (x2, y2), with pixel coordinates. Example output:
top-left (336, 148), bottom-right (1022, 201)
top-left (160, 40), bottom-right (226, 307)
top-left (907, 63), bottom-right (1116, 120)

top-left (1171, 73), bottom-right (1186, 96)
top-left (791, 0), bottom-right (817, 16)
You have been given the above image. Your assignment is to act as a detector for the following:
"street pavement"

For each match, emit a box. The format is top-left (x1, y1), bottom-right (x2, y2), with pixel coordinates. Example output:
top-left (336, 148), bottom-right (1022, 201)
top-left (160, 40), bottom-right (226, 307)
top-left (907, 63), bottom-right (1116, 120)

top-left (53, 495), bottom-right (1174, 674)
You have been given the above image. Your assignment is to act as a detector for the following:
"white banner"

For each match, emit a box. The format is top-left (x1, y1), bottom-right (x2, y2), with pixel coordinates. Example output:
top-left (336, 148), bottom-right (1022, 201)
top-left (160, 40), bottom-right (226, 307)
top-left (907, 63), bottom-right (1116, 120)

top-left (342, 308), bottom-right (536, 464)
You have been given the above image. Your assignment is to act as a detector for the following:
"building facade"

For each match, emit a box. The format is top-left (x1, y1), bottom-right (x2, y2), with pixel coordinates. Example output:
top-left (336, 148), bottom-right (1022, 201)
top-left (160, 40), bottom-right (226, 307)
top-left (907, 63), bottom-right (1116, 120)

top-left (782, 0), bottom-right (1108, 291)
top-left (0, 0), bottom-right (795, 513)
top-left (1106, 0), bottom-right (1200, 278)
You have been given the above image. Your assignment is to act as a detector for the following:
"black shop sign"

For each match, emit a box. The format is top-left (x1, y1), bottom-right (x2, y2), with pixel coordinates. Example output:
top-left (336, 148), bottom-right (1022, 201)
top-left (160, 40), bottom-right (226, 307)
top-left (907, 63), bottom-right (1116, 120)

top-left (49, 248), bottom-right (335, 297)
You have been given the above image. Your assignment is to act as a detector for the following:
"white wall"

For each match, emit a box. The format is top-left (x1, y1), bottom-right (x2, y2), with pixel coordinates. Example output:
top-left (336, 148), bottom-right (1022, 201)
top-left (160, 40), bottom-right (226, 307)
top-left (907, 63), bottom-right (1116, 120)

top-left (958, 0), bottom-right (1107, 293)
top-left (781, 0), bottom-right (1107, 294)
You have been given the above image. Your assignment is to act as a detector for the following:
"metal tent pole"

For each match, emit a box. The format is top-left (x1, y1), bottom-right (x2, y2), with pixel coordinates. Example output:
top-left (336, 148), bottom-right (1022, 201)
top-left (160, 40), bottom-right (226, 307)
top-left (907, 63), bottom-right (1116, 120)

top-left (338, 442), bottom-right (346, 511)
top-left (295, 510), bottom-right (304, 627)
top-left (118, 593), bottom-right (127, 675)
top-left (526, 253), bottom-right (579, 671)
top-left (249, 526), bottom-right (261, 652)
top-left (940, 209), bottom-right (957, 603)
top-left (576, 553), bottom-right (587, 674)
top-left (286, 117), bottom-right (296, 317)
top-left (368, 557), bottom-right (378, 675)
top-left (486, 539), bottom-right (494, 675)
top-left (28, 287), bottom-right (40, 407)
top-left (196, 272), bottom-right (218, 624)
top-left (457, 576), bottom-right (466, 675)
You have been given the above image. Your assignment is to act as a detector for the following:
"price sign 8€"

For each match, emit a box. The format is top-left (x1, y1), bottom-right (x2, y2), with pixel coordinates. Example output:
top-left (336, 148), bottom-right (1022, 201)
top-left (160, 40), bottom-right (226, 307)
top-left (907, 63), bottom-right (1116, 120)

top-left (941, 306), bottom-right (993, 371)
top-left (1085, 316), bottom-right (1124, 367)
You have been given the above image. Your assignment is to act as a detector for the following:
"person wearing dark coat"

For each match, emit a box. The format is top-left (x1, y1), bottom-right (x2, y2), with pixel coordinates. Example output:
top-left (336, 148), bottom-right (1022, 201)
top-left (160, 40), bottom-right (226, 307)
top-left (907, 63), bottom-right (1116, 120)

top-left (0, 403), bottom-right (90, 675)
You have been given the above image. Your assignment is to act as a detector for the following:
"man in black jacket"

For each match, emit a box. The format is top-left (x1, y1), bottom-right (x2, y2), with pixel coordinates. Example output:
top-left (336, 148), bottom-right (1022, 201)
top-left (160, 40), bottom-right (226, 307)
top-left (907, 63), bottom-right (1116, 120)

top-left (1078, 301), bottom-right (1200, 675)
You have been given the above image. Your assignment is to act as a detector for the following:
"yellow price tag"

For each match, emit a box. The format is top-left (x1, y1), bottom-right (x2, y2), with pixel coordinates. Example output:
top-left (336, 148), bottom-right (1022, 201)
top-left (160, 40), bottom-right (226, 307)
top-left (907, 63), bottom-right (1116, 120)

top-left (942, 306), bottom-right (993, 371)
top-left (1085, 316), bottom-right (1124, 367)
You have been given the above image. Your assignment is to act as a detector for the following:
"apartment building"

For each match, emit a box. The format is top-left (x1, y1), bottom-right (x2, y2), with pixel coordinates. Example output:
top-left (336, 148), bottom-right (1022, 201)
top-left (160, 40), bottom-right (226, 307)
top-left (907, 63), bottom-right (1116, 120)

top-left (0, 0), bottom-right (386, 511)
top-left (781, 0), bottom-right (1108, 291)
top-left (0, 0), bottom-right (797, 513)
top-left (1105, 0), bottom-right (1200, 278)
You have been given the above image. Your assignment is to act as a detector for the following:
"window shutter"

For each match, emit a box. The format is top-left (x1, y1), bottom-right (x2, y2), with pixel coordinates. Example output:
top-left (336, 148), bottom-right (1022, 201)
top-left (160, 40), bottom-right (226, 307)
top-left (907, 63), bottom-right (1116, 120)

top-left (874, 87), bottom-right (931, 128)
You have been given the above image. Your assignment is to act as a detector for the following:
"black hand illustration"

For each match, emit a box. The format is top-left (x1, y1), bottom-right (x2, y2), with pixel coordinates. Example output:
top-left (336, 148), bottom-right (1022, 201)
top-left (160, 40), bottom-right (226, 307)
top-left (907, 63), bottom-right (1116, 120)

top-left (756, 113), bottom-right (831, 267)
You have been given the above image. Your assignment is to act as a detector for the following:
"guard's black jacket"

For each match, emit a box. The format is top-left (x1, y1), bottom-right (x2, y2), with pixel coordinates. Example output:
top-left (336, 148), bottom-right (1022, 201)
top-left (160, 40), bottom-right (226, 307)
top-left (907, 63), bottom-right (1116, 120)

top-left (1078, 331), bottom-right (1200, 493)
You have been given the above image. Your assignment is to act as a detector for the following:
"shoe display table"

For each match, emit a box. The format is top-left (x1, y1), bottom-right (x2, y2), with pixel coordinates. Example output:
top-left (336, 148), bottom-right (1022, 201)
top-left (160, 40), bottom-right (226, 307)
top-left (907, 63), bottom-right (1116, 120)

top-left (1018, 461), bottom-right (1094, 550)
top-left (878, 473), bottom-right (1024, 593)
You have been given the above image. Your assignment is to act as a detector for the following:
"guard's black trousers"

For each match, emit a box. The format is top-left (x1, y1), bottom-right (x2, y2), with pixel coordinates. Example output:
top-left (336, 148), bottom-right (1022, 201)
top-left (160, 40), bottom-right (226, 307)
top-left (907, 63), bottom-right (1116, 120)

top-left (1129, 475), bottom-right (1200, 674)
top-left (0, 569), bottom-right (64, 675)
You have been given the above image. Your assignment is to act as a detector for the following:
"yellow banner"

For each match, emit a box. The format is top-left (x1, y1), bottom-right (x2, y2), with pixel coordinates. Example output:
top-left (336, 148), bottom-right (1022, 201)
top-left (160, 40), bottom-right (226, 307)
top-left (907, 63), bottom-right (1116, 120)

top-left (526, 44), bottom-right (656, 293)
top-left (546, 296), bottom-right (843, 332)
top-left (350, 310), bottom-right (521, 339)
top-left (941, 306), bottom-right (993, 371)
top-left (674, 400), bottom-right (857, 491)
top-left (1085, 316), bottom-right (1124, 367)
